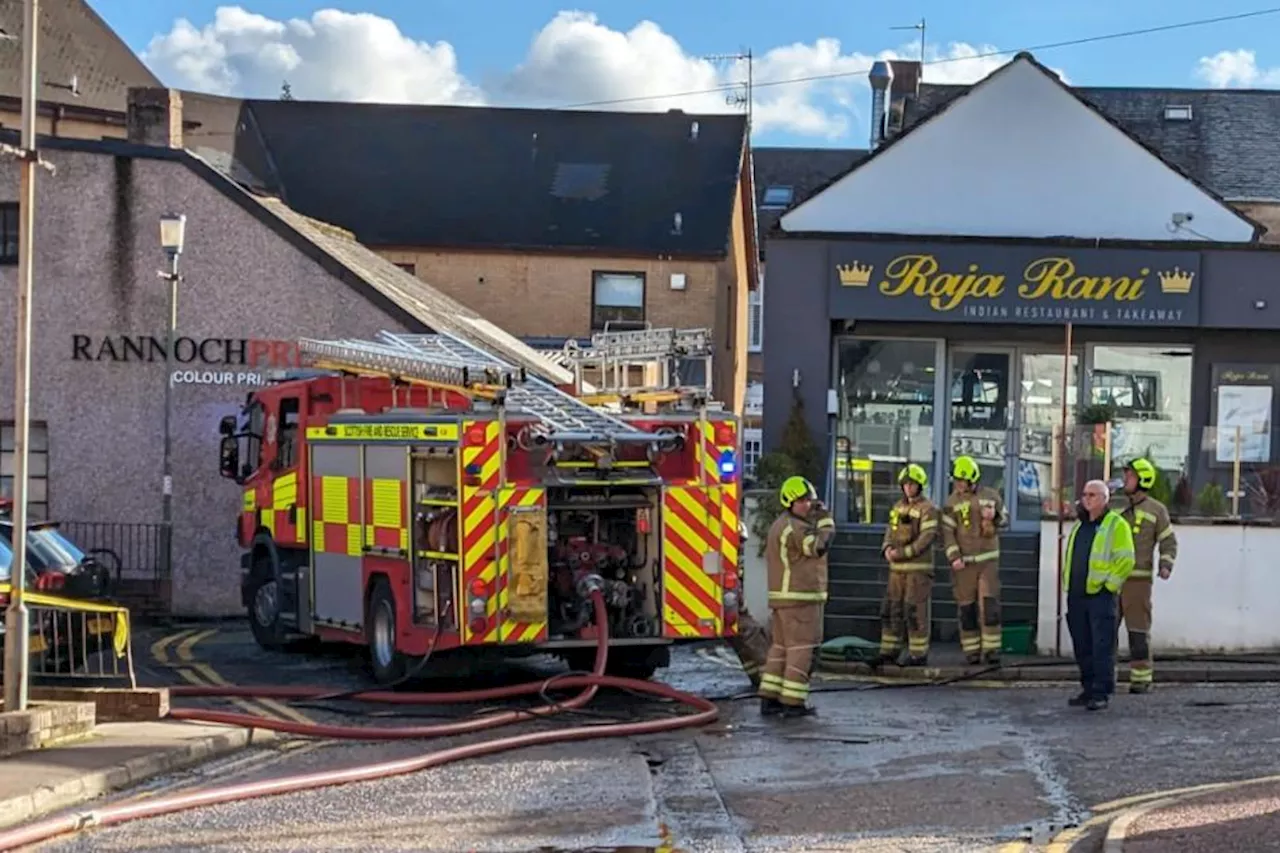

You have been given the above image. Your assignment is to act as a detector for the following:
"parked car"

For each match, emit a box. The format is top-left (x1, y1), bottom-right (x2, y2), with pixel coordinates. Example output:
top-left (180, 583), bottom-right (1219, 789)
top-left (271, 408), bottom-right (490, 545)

top-left (0, 505), bottom-right (117, 674)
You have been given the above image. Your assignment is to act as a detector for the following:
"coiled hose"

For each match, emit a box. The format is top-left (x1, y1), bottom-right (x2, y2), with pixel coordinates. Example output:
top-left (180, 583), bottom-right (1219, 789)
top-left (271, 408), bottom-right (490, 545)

top-left (0, 591), bottom-right (718, 851)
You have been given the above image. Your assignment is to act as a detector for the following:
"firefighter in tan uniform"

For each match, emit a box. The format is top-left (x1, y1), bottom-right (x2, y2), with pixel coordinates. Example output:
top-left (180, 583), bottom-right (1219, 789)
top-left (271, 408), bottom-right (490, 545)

top-left (759, 475), bottom-right (836, 718)
top-left (942, 455), bottom-right (1007, 665)
top-left (1116, 457), bottom-right (1177, 694)
top-left (875, 464), bottom-right (940, 667)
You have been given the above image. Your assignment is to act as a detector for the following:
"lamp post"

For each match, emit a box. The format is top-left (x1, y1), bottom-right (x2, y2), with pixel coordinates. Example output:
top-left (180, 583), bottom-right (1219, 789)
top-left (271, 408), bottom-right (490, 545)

top-left (158, 214), bottom-right (185, 590)
top-left (2, 0), bottom-right (41, 714)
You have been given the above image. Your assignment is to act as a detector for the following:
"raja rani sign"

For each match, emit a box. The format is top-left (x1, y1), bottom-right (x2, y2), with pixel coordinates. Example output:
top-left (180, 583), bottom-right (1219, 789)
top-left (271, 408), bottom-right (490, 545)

top-left (828, 245), bottom-right (1201, 326)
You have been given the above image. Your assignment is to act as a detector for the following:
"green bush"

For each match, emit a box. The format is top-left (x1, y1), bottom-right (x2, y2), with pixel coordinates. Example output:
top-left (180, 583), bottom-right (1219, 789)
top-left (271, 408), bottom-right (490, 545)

top-left (749, 395), bottom-right (822, 556)
top-left (1195, 482), bottom-right (1228, 517)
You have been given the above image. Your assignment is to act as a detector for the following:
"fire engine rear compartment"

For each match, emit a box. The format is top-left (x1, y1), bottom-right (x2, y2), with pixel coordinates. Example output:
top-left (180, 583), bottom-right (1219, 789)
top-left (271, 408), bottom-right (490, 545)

top-left (544, 487), bottom-right (662, 644)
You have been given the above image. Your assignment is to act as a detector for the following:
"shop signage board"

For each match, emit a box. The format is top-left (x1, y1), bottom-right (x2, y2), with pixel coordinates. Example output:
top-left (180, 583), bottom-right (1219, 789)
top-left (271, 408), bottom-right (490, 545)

top-left (828, 242), bottom-right (1201, 326)
top-left (71, 333), bottom-right (302, 387)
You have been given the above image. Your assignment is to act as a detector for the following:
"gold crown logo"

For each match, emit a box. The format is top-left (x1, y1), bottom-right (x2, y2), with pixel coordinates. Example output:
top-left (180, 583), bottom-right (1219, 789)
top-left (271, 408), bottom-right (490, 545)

top-left (1158, 266), bottom-right (1194, 294)
top-left (837, 261), bottom-right (873, 287)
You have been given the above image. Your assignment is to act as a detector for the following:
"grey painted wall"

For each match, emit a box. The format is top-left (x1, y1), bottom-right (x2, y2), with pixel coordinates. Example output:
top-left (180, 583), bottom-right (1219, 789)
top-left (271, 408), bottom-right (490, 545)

top-left (0, 149), bottom-right (410, 616)
top-left (761, 238), bottom-right (831, 487)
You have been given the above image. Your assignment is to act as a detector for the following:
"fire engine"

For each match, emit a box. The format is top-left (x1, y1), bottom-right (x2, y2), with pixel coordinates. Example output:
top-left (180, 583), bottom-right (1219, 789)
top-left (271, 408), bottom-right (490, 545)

top-left (217, 328), bottom-right (742, 683)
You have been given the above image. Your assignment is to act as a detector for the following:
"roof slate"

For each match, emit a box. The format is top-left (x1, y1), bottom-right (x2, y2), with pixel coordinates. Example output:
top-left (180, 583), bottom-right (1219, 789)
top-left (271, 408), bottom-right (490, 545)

top-left (904, 79), bottom-right (1280, 201)
top-left (751, 146), bottom-right (868, 239)
top-left (0, 0), bottom-right (159, 113)
top-left (191, 99), bottom-right (748, 257)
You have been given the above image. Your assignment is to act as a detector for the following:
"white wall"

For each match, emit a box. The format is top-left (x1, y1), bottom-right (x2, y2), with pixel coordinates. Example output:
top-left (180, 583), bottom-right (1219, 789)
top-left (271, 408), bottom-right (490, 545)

top-left (781, 57), bottom-right (1257, 243)
top-left (1038, 521), bottom-right (1280, 655)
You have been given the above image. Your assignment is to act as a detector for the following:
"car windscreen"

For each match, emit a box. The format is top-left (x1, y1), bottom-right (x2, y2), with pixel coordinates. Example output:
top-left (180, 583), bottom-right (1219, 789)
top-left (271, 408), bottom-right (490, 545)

top-left (30, 527), bottom-right (86, 564)
top-left (0, 536), bottom-right (11, 580)
top-left (0, 523), bottom-right (73, 571)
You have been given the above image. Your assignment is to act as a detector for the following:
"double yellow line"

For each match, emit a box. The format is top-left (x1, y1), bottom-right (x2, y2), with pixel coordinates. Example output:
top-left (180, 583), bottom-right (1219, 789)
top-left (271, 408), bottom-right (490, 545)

top-left (149, 628), bottom-right (315, 725)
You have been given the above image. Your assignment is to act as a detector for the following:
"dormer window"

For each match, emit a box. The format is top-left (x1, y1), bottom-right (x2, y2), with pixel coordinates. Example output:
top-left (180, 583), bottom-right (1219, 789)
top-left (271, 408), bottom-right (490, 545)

top-left (1163, 104), bottom-right (1193, 121)
top-left (761, 185), bottom-right (794, 209)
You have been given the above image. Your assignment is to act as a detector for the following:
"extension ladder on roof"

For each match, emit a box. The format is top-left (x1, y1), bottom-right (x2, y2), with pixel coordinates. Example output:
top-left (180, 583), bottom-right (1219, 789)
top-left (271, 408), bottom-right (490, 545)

top-left (297, 332), bottom-right (653, 444)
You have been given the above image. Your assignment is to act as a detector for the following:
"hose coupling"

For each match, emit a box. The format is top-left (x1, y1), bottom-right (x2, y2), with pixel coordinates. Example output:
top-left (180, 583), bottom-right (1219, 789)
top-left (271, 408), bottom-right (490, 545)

top-left (576, 573), bottom-right (605, 598)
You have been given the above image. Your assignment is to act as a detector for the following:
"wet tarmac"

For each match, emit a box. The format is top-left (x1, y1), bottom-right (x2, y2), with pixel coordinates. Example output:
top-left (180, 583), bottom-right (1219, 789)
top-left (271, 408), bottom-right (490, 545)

top-left (26, 624), bottom-right (1280, 851)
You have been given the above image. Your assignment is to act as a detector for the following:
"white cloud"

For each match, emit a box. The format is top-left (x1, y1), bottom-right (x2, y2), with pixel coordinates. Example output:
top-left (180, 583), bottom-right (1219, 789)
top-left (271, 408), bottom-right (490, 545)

top-left (1194, 48), bottom-right (1280, 88)
top-left (143, 7), bottom-right (1063, 139)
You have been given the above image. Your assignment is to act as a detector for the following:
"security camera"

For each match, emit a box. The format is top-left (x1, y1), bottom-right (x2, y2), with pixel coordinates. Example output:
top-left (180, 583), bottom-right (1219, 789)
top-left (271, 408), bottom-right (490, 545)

top-left (1172, 212), bottom-right (1194, 226)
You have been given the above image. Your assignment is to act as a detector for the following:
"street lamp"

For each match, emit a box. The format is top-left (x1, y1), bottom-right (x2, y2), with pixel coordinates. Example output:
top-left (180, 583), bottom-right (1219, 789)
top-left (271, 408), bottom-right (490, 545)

top-left (158, 214), bottom-right (185, 592)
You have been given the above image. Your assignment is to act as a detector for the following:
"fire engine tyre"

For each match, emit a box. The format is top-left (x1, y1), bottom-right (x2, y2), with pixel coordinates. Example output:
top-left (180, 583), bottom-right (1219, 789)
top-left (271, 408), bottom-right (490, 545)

top-left (366, 579), bottom-right (407, 685)
top-left (247, 560), bottom-right (287, 651)
top-left (564, 645), bottom-right (668, 680)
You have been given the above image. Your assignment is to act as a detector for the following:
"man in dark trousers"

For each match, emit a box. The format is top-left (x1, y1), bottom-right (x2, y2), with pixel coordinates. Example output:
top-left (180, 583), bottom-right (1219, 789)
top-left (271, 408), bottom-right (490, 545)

top-left (1063, 480), bottom-right (1136, 711)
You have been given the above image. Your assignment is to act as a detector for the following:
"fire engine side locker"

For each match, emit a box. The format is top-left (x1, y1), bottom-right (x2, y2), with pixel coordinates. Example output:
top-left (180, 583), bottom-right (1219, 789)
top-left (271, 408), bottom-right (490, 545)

top-left (659, 414), bottom-right (741, 639)
top-left (304, 419), bottom-right (462, 638)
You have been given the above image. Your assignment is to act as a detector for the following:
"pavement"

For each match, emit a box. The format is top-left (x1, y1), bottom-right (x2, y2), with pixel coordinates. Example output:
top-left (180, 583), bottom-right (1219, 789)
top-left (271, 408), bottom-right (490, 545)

top-left (6, 623), bottom-right (1280, 851)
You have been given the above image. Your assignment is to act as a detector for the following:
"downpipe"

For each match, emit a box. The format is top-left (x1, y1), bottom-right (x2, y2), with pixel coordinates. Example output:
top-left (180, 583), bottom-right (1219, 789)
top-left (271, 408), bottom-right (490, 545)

top-left (0, 585), bottom-right (719, 851)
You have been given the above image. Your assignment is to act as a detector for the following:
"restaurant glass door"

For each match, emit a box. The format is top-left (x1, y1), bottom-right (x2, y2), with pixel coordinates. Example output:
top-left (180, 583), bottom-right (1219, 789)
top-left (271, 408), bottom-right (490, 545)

top-left (948, 348), bottom-right (1016, 512)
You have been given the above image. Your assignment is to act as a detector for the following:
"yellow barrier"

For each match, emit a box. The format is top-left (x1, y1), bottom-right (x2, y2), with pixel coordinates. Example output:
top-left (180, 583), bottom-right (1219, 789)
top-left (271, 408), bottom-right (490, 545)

top-left (0, 582), bottom-right (135, 687)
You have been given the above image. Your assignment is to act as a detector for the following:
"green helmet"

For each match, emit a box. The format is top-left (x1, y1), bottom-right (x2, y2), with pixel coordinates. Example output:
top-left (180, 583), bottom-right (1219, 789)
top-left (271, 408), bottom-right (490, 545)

top-left (1125, 457), bottom-right (1157, 490)
top-left (952, 455), bottom-right (981, 483)
top-left (779, 475), bottom-right (817, 509)
top-left (898, 463), bottom-right (928, 489)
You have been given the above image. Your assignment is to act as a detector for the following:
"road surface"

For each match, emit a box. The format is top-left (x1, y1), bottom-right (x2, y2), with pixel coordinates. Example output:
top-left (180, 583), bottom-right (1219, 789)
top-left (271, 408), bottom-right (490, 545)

top-left (27, 624), bottom-right (1280, 852)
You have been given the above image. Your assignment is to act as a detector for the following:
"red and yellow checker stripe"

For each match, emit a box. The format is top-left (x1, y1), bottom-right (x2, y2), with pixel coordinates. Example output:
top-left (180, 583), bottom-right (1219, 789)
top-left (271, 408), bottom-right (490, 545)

top-left (245, 470), bottom-right (307, 547)
top-left (460, 419), bottom-right (503, 644)
top-left (365, 476), bottom-right (409, 553)
top-left (495, 486), bottom-right (548, 644)
top-left (310, 474), bottom-right (362, 556)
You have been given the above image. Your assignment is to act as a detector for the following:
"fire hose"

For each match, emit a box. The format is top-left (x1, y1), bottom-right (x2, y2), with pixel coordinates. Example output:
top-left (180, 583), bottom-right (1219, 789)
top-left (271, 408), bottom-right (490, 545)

top-left (0, 587), bottom-right (719, 851)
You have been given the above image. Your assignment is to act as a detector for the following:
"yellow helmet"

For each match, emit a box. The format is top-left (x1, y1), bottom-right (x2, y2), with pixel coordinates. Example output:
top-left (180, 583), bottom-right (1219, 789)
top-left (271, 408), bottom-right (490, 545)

top-left (1125, 457), bottom-right (1157, 490)
top-left (898, 463), bottom-right (928, 489)
top-left (952, 455), bottom-right (981, 482)
top-left (779, 475), bottom-right (817, 509)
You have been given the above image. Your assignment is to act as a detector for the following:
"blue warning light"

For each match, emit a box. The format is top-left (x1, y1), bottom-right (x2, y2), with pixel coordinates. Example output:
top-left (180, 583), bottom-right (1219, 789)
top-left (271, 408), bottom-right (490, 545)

top-left (718, 449), bottom-right (737, 481)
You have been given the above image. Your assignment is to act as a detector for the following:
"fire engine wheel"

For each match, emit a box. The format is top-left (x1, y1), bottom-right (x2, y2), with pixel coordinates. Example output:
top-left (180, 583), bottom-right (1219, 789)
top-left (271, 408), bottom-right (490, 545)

top-left (366, 579), bottom-right (407, 685)
top-left (564, 646), bottom-right (666, 680)
top-left (247, 567), bottom-right (287, 651)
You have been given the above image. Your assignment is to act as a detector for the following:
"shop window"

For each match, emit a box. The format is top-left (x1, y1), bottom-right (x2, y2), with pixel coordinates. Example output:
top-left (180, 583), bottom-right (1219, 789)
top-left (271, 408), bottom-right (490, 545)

top-left (0, 421), bottom-right (50, 521)
top-left (834, 339), bottom-right (937, 525)
top-left (748, 277), bottom-right (763, 352)
top-left (742, 428), bottom-right (763, 481)
top-left (1090, 344), bottom-right (1192, 475)
top-left (592, 272), bottom-right (645, 331)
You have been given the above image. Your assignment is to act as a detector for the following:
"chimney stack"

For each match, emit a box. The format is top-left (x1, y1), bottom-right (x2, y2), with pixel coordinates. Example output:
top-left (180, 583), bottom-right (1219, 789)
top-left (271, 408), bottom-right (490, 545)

top-left (868, 61), bottom-right (893, 148)
top-left (126, 87), bottom-right (184, 148)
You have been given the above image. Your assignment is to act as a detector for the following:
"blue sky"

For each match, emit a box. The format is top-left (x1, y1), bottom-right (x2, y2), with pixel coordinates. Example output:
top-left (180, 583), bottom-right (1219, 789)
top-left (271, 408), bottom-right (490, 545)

top-left (90, 0), bottom-right (1280, 146)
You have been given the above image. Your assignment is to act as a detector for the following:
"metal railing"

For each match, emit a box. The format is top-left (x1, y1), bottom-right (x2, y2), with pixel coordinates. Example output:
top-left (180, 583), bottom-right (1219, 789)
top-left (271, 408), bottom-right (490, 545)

top-left (0, 584), bottom-right (136, 688)
top-left (58, 521), bottom-right (166, 584)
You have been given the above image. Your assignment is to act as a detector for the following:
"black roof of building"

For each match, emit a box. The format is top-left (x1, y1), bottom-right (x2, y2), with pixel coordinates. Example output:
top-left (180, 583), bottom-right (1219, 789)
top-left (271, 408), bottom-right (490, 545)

top-left (752, 146), bottom-right (868, 240)
top-left (904, 79), bottom-right (1280, 201)
top-left (0, 0), bottom-right (160, 113)
top-left (189, 100), bottom-right (748, 257)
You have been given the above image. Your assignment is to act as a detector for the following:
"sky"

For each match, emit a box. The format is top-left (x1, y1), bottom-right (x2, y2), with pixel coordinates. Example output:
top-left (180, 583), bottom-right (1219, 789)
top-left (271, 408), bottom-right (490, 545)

top-left (90, 0), bottom-right (1280, 147)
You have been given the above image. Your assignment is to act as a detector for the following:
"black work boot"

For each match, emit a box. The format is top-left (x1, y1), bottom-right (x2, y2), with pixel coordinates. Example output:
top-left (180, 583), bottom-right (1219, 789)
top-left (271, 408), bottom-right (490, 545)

top-left (1129, 682), bottom-right (1151, 695)
top-left (1086, 696), bottom-right (1109, 712)
top-left (782, 703), bottom-right (816, 719)
top-left (760, 697), bottom-right (784, 717)
top-left (982, 651), bottom-right (1002, 666)
top-left (903, 655), bottom-right (929, 667)
top-left (965, 652), bottom-right (982, 666)
top-left (1068, 691), bottom-right (1090, 707)
top-left (872, 653), bottom-right (898, 669)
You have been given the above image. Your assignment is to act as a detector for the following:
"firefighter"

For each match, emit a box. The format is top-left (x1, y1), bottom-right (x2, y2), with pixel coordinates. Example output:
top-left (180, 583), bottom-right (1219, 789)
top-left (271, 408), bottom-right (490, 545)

top-left (941, 455), bottom-right (1007, 666)
top-left (876, 463), bottom-right (940, 667)
top-left (1116, 457), bottom-right (1177, 694)
top-left (759, 475), bottom-right (836, 718)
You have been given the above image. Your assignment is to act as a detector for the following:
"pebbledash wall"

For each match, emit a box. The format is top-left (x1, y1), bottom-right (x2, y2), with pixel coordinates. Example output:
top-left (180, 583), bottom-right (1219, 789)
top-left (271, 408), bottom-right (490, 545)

top-left (0, 142), bottom-right (420, 616)
top-left (762, 234), bottom-right (1280, 653)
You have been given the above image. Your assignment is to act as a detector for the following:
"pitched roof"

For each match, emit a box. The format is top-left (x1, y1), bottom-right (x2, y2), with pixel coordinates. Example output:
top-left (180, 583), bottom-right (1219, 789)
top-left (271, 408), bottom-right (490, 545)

top-left (7, 129), bottom-right (572, 384)
top-left (187, 99), bottom-right (748, 257)
top-left (0, 0), bottom-right (160, 113)
top-left (903, 77), bottom-right (1280, 201)
top-left (751, 146), bottom-right (868, 239)
top-left (781, 51), bottom-right (1263, 240)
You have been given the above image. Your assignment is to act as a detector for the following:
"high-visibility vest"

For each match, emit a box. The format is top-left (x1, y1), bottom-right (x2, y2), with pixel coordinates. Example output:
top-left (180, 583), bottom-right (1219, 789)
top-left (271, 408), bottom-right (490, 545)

top-left (1062, 510), bottom-right (1136, 595)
